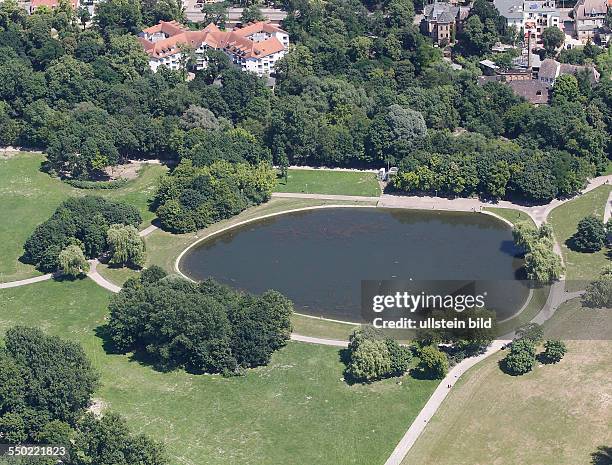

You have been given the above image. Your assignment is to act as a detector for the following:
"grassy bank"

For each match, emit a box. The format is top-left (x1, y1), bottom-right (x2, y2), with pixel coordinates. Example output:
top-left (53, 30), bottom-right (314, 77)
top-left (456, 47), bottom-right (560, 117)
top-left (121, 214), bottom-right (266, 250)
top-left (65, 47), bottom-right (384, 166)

top-left (0, 279), bottom-right (438, 465)
top-left (0, 152), bottom-right (166, 283)
top-left (549, 185), bottom-right (611, 291)
top-left (403, 299), bottom-right (612, 465)
top-left (275, 169), bottom-right (381, 197)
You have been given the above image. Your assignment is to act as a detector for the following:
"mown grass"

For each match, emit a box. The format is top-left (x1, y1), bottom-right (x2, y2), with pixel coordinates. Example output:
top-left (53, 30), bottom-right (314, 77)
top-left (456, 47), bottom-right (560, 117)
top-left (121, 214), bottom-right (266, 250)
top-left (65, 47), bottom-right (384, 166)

top-left (484, 207), bottom-right (535, 227)
top-left (274, 169), bottom-right (381, 197)
top-left (0, 279), bottom-right (439, 465)
top-left (403, 298), bottom-right (612, 465)
top-left (549, 185), bottom-right (611, 291)
top-left (0, 152), bottom-right (166, 283)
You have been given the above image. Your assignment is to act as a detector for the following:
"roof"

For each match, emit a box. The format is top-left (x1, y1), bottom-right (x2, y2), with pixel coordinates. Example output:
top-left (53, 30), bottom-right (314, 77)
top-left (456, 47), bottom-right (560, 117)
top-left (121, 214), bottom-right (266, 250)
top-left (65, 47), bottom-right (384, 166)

top-left (508, 80), bottom-right (551, 104)
top-left (140, 21), bottom-right (288, 61)
top-left (539, 58), bottom-right (601, 82)
top-left (31, 0), bottom-right (78, 9)
top-left (573, 0), bottom-right (607, 19)
top-left (493, 0), bottom-right (524, 19)
top-left (423, 2), bottom-right (460, 21)
top-left (232, 21), bottom-right (287, 37)
top-left (538, 58), bottom-right (560, 79)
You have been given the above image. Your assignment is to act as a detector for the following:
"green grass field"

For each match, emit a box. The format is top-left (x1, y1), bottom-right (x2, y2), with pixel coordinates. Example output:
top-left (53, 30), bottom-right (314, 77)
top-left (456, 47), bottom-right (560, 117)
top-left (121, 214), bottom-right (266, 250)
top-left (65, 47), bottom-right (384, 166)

top-left (0, 152), bottom-right (166, 283)
top-left (484, 207), bottom-right (535, 227)
top-left (0, 279), bottom-right (438, 465)
top-left (275, 169), bottom-right (381, 197)
top-left (549, 185), bottom-right (611, 290)
top-left (402, 298), bottom-right (612, 465)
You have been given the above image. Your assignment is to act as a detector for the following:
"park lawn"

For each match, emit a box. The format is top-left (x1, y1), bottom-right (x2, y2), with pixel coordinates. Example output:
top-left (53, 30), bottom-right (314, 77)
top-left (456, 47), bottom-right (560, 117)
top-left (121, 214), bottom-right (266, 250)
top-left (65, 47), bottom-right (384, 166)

top-left (603, 160), bottom-right (612, 176)
top-left (0, 152), bottom-right (166, 283)
top-left (549, 185), bottom-right (611, 291)
top-left (402, 299), bottom-right (612, 465)
top-left (484, 207), bottom-right (535, 227)
top-left (0, 279), bottom-right (439, 465)
top-left (274, 169), bottom-right (381, 197)
top-left (291, 314), bottom-right (358, 340)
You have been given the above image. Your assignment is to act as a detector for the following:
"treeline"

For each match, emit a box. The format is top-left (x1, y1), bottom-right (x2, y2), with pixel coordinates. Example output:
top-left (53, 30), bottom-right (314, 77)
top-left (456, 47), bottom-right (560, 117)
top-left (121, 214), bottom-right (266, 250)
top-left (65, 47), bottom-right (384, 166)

top-left (0, 326), bottom-right (167, 464)
top-left (107, 271), bottom-right (293, 374)
top-left (154, 159), bottom-right (276, 233)
top-left (23, 196), bottom-right (141, 272)
top-left (0, 0), bottom-right (609, 203)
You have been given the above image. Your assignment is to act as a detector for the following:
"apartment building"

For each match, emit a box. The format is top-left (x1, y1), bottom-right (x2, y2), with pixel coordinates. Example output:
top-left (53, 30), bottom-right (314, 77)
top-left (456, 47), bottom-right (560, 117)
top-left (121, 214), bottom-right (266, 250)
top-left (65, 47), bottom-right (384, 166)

top-left (494, 0), bottom-right (561, 44)
top-left (572, 0), bottom-right (609, 42)
top-left (138, 20), bottom-right (289, 76)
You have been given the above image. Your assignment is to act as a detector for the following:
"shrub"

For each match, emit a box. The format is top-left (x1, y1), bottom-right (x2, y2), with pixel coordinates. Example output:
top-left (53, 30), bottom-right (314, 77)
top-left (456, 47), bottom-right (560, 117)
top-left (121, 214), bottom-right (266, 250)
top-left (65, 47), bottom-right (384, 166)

top-left (542, 339), bottom-right (566, 363)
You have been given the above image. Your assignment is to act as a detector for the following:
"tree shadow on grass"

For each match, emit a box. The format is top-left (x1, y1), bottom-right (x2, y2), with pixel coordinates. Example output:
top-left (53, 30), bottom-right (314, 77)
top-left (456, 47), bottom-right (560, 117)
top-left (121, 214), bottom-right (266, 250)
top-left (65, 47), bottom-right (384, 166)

top-left (591, 446), bottom-right (612, 465)
top-left (408, 366), bottom-right (442, 381)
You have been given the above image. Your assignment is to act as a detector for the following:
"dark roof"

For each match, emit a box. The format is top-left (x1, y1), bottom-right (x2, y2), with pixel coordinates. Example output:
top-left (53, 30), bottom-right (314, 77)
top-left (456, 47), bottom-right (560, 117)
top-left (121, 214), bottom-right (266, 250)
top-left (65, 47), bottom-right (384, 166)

top-left (508, 80), bottom-right (551, 105)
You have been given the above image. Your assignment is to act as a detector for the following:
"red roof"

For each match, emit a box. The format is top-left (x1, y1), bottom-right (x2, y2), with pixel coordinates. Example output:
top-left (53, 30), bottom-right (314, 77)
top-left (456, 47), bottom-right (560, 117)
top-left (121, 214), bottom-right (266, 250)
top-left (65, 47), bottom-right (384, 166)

top-left (140, 21), bottom-right (288, 60)
top-left (31, 0), bottom-right (78, 9)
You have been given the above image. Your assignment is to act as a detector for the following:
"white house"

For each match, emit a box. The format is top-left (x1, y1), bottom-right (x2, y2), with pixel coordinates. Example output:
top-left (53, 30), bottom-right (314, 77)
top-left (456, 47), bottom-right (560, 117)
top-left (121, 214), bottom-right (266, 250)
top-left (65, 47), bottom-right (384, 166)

top-left (494, 0), bottom-right (561, 45)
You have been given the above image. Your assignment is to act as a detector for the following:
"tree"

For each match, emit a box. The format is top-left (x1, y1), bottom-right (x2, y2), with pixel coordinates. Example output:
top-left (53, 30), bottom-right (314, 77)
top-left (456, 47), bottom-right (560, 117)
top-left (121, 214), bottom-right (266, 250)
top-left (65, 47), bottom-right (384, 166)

top-left (77, 6), bottom-right (90, 29)
top-left (503, 338), bottom-right (536, 375)
top-left (541, 26), bottom-right (564, 57)
top-left (106, 223), bottom-right (145, 268)
top-left (59, 244), bottom-right (89, 277)
top-left (541, 340), bottom-right (566, 363)
top-left (571, 215), bottom-right (607, 252)
top-left (582, 265), bottom-right (612, 308)
top-left (201, 1), bottom-right (227, 27)
top-left (515, 323), bottom-right (543, 344)
top-left (524, 239), bottom-right (564, 282)
top-left (552, 74), bottom-right (580, 105)
top-left (4, 326), bottom-right (99, 424)
top-left (240, 5), bottom-right (264, 24)
top-left (72, 413), bottom-right (168, 465)
top-left (418, 345), bottom-right (448, 379)
top-left (346, 339), bottom-right (392, 382)
top-left (94, 0), bottom-right (142, 35)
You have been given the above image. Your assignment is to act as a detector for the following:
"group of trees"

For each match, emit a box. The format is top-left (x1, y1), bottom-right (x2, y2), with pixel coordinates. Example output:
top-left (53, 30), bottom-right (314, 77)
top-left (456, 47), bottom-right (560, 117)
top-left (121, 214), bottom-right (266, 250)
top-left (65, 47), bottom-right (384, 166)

top-left (502, 323), bottom-right (566, 375)
top-left (154, 159), bottom-right (276, 233)
top-left (513, 223), bottom-right (564, 282)
top-left (23, 196), bottom-right (143, 273)
top-left (344, 326), bottom-right (413, 382)
top-left (0, 326), bottom-right (167, 464)
top-left (106, 272), bottom-right (293, 374)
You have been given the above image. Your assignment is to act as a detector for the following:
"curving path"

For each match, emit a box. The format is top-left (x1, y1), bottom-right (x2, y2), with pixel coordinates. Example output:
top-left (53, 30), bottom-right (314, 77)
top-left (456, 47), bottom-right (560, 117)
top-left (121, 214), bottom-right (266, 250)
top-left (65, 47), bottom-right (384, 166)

top-left (0, 273), bottom-right (54, 289)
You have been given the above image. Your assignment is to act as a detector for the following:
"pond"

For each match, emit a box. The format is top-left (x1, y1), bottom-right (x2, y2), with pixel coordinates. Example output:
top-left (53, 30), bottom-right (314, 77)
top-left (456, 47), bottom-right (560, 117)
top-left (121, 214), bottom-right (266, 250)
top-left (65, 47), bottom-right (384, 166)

top-left (179, 207), bottom-right (529, 322)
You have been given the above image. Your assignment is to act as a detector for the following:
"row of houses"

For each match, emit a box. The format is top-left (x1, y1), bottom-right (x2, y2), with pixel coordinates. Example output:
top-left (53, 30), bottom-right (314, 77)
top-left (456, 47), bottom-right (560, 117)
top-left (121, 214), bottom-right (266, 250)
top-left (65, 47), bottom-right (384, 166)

top-left (137, 20), bottom-right (289, 76)
top-left (423, 0), bottom-right (612, 46)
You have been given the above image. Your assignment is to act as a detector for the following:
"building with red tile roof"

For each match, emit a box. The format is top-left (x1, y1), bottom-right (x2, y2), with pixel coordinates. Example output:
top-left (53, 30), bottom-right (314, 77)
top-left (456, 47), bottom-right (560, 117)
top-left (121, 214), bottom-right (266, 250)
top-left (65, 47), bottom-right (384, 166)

top-left (29, 0), bottom-right (78, 13)
top-left (138, 20), bottom-right (289, 76)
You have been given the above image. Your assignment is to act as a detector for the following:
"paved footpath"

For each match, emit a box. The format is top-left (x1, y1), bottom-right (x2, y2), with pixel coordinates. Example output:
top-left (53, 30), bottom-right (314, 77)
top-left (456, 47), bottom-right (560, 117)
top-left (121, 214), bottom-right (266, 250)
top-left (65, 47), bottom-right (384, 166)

top-left (0, 273), bottom-right (54, 289)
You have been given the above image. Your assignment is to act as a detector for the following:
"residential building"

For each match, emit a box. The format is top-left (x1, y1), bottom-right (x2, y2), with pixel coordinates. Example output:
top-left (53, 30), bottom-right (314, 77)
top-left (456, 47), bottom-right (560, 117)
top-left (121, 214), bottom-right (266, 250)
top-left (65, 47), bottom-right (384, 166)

top-left (537, 57), bottom-right (600, 84)
top-left (572, 0), bottom-right (609, 42)
top-left (494, 0), bottom-right (561, 45)
top-left (422, 2), bottom-right (469, 45)
top-left (478, 75), bottom-right (551, 105)
top-left (28, 0), bottom-right (78, 13)
top-left (138, 20), bottom-right (289, 76)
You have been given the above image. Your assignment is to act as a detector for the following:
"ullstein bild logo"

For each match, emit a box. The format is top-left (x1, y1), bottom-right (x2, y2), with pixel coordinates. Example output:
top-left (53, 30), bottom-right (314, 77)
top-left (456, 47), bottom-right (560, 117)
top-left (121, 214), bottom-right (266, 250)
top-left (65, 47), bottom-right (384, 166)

top-left (361, 280), bottom-right (500, 332)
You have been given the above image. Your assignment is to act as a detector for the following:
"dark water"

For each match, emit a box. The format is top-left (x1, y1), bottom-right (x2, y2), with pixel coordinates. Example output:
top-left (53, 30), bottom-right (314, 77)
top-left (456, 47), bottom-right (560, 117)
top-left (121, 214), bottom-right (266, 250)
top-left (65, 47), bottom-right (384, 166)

top-left (180, 208), bottom-right (529, 321)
